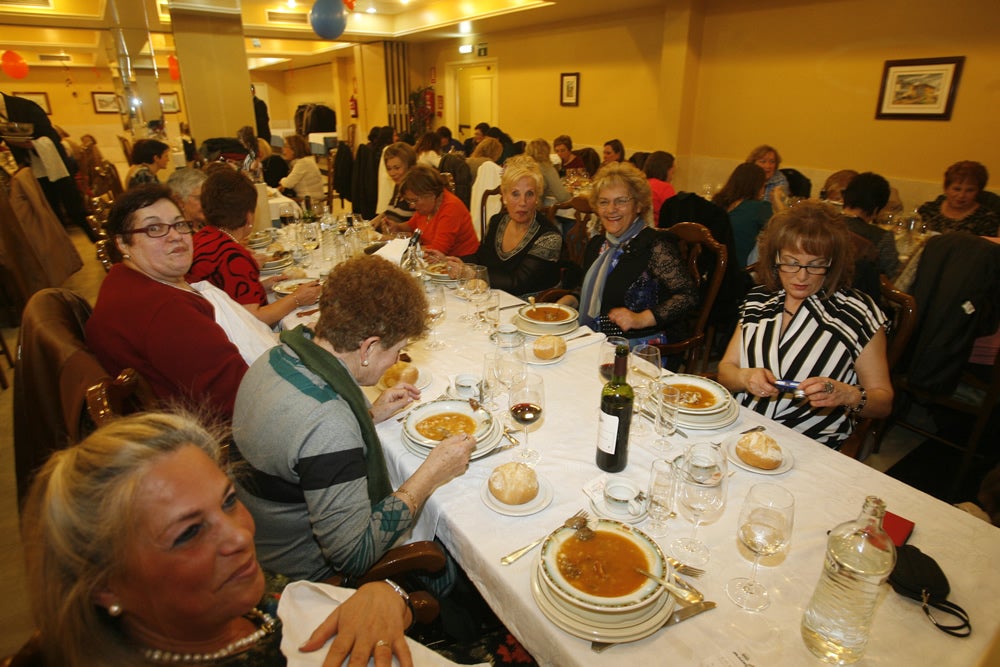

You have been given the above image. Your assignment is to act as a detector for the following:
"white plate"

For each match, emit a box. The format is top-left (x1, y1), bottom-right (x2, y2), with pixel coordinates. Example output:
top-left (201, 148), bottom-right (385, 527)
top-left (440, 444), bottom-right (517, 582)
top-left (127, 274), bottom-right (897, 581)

top-left (377, 367), bottom-right (432, 392)
top-left (423, 263), bottom-right (451, 279)
top-left (517, 303), bottom-right (579, 328)
top-left (272, 278), bottom-right (316, 295)
top-left (480, 475), bottom-right (553, 516)
top-left (675, 399), bottom-right (740, 430)
top-left (400, 421), bottom-right (504, 461)
top-left (530, 567), bottom-right (674, 642)
top-left (526, 353), bottom-right (565, 366)
top-left (723, 433), bottom-right (794, 475)
top-left (512, 314), bottom-right (579, 337)
top-left (588, 495), bottom-right (648, 524)
top-left (659, 374), bottom-right (731, 414)
top-left (403, 399), bottom-right (495, 447)
top-left (539, 519), bottom-right (666, 612)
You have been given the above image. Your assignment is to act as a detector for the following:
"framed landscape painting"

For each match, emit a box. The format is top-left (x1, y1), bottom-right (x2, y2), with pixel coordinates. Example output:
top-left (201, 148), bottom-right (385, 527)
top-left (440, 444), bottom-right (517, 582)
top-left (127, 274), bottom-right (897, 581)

top-left (92, 92), bottom-right (121, 114)
top-left (876, 56), bottom-right (964, 120)
top-left (160, 92), bottom-right (181, 114)
top-left (560, 73), bottom-right (579, 107)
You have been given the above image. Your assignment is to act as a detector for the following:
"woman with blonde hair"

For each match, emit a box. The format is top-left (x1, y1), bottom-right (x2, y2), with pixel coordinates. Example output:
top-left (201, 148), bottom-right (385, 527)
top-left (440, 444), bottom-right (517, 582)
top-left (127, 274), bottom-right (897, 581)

top-left (23, 411), bottom-right (420, 666)
top-left (745, 144), bottom-right (789, 204)
top-left (428, 155), bottom-right (563, 297)
top-left (278, 134), bottom-right (324, 201)
top-left (524, 138), bottom-right (571, 207)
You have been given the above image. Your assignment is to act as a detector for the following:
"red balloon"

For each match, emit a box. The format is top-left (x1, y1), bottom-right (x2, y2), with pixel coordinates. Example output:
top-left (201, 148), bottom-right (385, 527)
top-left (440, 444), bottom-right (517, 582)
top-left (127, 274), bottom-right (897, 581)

top-left (343, 0), bottom-right (355, 10)
top-left (3, 59), bottom-right (29, 79)
top-left (2, 50), bottom-right (23, 64)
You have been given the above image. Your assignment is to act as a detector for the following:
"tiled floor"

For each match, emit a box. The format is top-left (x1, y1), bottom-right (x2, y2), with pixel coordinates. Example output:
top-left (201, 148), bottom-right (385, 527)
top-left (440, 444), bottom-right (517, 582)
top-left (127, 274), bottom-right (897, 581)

top-left (0, 226), bottom-right (928, 656)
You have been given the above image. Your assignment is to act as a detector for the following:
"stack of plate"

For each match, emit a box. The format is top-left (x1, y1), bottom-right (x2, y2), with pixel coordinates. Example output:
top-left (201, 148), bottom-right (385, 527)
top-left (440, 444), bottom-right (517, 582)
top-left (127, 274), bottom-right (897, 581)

top-left (261, 252), bottom-right (293, 274)
top-left (400, 399), bottom-right (503, 460)
top-left (660, 374), bottom-right (739, 430)
top-left (512, 302), bottom-right (579, 337)
top-left (423, 263), bottom-right (456, 285)
top-left (247, 230), bottom-right (272, 249)
top-left (531, 519), bottom-right (675, 643)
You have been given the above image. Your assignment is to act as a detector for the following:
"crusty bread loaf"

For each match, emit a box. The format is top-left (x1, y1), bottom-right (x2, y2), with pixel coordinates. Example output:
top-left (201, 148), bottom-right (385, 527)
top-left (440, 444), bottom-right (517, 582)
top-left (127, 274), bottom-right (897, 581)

top-left (533, 334), bottom-right (567, 360)
top-left (381, 361), bottom-right (419, 387)
top-left (488, 462), bottom-right (539, 505)
top-left (735, 432), bottom-right (783, 470)
top-left (283, 267), bottom-right (308, 279)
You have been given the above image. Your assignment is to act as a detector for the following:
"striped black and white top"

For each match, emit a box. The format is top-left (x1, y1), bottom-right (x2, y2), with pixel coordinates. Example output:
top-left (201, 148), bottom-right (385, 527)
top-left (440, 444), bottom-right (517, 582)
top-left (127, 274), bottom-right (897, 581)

top-left (737, 286), bottom-right (887, 448)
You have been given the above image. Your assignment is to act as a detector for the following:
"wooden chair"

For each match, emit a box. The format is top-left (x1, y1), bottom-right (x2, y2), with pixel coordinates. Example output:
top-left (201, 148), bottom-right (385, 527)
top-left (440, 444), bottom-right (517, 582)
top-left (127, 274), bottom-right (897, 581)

top-left (652, 222), bottom-right (728, 375)
top-left (0, 329), bottom-right (12, 390)
top-left (478, 185), bottom-right (503, 240)
top-left (85, 368), bottom-right (157, 428)
top-left (547, 195), bottom-right (595, 270)
top-left (117, 135), bottom-right (133, 165)
top-left (325, 147), bottom-right (337, 209)
top-left (839, 276), bottom-right (918, 460)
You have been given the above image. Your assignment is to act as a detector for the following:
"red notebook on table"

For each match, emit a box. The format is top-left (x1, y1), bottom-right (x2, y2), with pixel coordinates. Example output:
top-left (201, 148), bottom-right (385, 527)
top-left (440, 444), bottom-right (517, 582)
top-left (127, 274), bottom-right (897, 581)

top-left (884, 510), bottom-right (915, 547)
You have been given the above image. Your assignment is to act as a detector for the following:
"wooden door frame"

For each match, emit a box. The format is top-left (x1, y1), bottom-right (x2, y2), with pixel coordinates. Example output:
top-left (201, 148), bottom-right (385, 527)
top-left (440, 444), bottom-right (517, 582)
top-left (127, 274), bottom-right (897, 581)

top-left (443, 58), bottom-right (499, 140)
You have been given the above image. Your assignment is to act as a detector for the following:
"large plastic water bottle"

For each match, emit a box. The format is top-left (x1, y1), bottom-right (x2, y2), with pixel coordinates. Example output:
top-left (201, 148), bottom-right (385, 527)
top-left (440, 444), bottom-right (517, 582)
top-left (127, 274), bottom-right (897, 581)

top-left (801, 496), bottom-right (896, 664)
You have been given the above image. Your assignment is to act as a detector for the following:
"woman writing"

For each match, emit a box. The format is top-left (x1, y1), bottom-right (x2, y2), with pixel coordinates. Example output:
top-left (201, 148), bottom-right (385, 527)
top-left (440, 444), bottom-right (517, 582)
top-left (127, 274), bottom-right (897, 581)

top-left (917, 160), bottom-right (998, 236)
top-left (383, 165), bottom-right (479, 257)
top-left (372, 142), bottom-right (417, 233)
top-left (86, 185), bottom-right (274, 421)
top-left (23, 411), bottom-right (419, 666)
top-left (187, 167), bottom-right (322, 326)
top-left (712, 162), bottom-right (772, 267)
top-left (560, 162), bottom-right (698, 345)
top-left (427, 156), bottom-right (563, 297)
top-left (717, 202), bottom-right (892, 449)
top-left (233, 255), bottom-right (475, 581)
top-left (277, 135), bottom-right (324, 202)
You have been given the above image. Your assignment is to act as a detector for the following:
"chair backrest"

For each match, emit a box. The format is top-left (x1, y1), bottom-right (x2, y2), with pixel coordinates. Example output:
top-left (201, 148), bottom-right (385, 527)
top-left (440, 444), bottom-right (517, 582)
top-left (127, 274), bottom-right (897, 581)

top-left (325, 147), bottom-right (337, 209)
top-left (550, 195), bottom-right (596, 269)
top-left (438, 152), bottom-right (472, 208)
top-left (654, 222), bottom-right (728, 374)
top-left (470, 161), bottom-right (503, 239)
top-left (880, 275), bottom-right (917, 371)
top-left (95, 237), bottom-right (115, 272)
top-left (479, 185), bottom-right (503, 240)
top-left (780, 167), bottom-right (812, 198)
top-left (117, 135), bottom-right (133, 165)
top-left (86, 368), bottom-right (156, 429)
top-left (12, 288), bottom-right (107, 506)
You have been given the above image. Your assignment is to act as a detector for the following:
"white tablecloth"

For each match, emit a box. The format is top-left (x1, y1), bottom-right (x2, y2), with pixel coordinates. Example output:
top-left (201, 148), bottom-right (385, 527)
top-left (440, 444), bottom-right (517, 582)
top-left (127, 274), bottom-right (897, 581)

top-left (284, 289), bottom-right (1000, 666)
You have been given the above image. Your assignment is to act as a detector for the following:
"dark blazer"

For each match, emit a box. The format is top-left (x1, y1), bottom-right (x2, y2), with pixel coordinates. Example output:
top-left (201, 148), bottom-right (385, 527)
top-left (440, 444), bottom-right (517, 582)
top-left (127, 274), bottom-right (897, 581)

top-left (2, 92), bottom-right (72, 170)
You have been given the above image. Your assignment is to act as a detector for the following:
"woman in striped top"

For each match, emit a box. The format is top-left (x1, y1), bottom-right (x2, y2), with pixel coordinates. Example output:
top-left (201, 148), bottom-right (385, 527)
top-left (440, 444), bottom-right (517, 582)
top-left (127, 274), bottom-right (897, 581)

top-left (717, 202), bottom-right (893, 448)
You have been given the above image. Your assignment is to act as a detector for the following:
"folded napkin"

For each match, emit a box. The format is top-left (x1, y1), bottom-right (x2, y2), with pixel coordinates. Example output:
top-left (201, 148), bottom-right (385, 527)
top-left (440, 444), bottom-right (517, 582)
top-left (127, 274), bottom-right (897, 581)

top-left (564, 330), bottom-right (606, 352)
top-left (375, 238), bottom-right (408, 265)
top-left (277, 581), bottom-right (483, 667)
top-left (28, 136), bottom-right (70, 181)
top-left (189, 280), bottom-right (279, 364)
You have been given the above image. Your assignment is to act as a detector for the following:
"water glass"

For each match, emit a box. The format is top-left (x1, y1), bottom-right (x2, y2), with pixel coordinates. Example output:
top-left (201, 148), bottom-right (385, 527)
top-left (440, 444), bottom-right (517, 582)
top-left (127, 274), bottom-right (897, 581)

top-left (630, 344), bottom-right (661, 437)
top-left (726, 483), bottom-right (795, 611)
top-left (424, 282), bottom-right (446, 350)
top-left (653, 382), bottom-right (681, 454)
top-left (481, 290), bottom-right (500, 333)
top-left (481, 353), bottom-right (502, 411)
top-left (645, 459), bottom-right (675, 538)
top-left (670, 441), bottom-right (728, 567)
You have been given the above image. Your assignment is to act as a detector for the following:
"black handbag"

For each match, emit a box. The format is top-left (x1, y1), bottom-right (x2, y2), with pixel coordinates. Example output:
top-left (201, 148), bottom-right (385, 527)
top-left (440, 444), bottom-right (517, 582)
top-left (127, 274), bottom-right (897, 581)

top-left (888, 544), bottom-right (971, 637)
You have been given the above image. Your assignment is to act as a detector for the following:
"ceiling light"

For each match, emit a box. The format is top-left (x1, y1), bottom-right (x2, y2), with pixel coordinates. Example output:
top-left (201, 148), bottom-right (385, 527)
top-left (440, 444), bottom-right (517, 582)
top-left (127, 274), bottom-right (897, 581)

top-left (458, 44), bottom-right (473, 54)
top-left (286, 0), bottom-right (296, 8)
top-left (366, 1), bottom-right (376, 13)
top-left (459, 21), bottom-right (471, 34)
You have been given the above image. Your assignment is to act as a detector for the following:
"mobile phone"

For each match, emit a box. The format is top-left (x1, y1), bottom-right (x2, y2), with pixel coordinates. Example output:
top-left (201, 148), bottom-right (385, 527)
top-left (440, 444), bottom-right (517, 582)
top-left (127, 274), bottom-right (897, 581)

top-left (775, 379), bottom-right (806, 399)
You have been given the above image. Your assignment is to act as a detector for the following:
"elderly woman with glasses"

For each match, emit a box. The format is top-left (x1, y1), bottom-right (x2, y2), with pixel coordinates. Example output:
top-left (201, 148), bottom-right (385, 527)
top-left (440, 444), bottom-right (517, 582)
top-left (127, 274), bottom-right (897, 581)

top-left (388, 164), bottom-right (479, 257)
top-left (561, 162), bottom-right (698, 345)
top-left (717, 201), bottom-right (893, 448)
top-left (87, 184), bottom-right (274, 422)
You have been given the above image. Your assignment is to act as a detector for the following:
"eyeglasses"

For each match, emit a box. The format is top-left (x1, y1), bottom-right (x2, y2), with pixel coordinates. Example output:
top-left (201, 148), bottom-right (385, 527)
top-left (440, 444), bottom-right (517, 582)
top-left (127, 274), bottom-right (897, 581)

top-left (404, 193), bottom-right (432, 205)
top-left (121, 221), bottom-right (194, 238)
top-left (775, 262), bottom-right (830, 275)
top-left (596, 196), bottom-right (633, 210)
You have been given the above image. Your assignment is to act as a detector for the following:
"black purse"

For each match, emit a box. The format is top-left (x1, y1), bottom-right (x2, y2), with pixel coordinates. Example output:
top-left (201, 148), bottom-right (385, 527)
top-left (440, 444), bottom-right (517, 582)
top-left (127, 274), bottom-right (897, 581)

top-left (888, 544), bottom-right (971, 637)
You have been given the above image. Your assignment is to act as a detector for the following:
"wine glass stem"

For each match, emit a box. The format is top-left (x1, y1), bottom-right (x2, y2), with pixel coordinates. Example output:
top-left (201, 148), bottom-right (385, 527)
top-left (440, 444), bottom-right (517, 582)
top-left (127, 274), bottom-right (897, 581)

top-left (748, 552), bottom-right (762, 587)
top-left (689, 516), bottom-right (702, 541)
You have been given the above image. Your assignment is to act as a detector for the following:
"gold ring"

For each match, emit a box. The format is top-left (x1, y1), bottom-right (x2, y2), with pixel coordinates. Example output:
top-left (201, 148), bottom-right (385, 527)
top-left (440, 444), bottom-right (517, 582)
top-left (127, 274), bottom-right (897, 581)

top-left (376, 639), bottom-right (390, 648)
top-left (824, 381), bottom-right (834, 394)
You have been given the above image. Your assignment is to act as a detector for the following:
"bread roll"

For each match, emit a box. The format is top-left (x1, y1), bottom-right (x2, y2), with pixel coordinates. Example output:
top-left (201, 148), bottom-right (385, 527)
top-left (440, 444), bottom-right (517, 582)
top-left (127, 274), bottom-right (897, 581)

top-left (533, 334), bottom-right (567, 360)
top-left (488, 462), bottom-right (539, 505)
top-left (735, 432), bottom-right (783, 470)
top-left (283, 267), bottom-right (308, 279)
top-left (381, 361), bottom-right (419, 387)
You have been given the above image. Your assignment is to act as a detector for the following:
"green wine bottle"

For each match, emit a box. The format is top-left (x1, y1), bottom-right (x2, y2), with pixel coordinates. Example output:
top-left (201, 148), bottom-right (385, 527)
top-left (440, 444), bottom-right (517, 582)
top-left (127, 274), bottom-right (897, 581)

top-left (596, 344), bottom-right (633, 472)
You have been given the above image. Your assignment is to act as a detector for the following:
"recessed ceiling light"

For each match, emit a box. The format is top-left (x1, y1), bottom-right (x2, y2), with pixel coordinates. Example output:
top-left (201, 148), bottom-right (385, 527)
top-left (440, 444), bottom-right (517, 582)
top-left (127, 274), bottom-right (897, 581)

top-left (286, 0), bottom-right (296, 8)
top-left (458, 44), bottom-right (473, 54)
top-left (459, 21), bottom-right (471, 34)
top-left (367, 1), bottom-right (376, 13)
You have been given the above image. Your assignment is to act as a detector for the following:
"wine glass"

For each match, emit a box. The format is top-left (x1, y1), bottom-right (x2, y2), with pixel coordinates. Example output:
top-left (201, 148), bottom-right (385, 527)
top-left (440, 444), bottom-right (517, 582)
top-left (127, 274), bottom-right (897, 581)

top-left (454, 264), bottom-right (475, 319)
top-left (278, 203), bottom-right (296, 228)
top-left (645, 459), bottom-right (675, 538)
top-left (481, 290), bottom-right (500, 333)
top-left (670, 442), bottom-right (728, 567)
top-left (598, 336), bottom-right (629, 383)
top-left (630, 344), bottom-right (661, 437)
top-left (494, 348), bottom-right (526, 397)
top-left (424, 282), bottom-right (446, 350)
top-left (481, 353), bottom-right (502, 411)
top-left (726, 483), bottom-right (795, 611)
top-left (652, 381), bottom-right (681, 454)
top-left (509, 373), bottom-right (544, 466)
top-left (467, 265), bottom-right (490, 329)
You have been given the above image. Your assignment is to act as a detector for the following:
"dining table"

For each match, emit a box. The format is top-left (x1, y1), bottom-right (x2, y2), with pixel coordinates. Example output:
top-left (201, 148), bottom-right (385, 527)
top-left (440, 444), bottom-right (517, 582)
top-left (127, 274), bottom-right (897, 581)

top-left (281, 285), bottom-right (1000, 667)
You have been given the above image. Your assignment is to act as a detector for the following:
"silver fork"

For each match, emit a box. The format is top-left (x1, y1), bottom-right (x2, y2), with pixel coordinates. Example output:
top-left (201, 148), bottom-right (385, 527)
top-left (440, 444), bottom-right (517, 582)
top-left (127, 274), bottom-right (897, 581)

top-left (666, 555), bottom-right (705, 578)
top-left (500, 509), bottom-right (588, 565)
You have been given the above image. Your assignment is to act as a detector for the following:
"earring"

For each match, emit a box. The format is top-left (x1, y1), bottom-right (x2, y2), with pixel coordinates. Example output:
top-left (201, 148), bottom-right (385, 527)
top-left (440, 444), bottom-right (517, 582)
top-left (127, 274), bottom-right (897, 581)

top-left (108, 603), bottom-right (123, 617)
top-left (122, 253), bottom-right (131, 259)
top-left (361, 359), bottom-right (370, 367)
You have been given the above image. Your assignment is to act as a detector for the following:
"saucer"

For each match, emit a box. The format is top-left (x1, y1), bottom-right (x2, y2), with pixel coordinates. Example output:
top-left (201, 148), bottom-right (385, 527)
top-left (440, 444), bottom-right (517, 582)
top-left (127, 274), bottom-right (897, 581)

top-left (589, 495), bottom-right (647, 524)
top-left (480, 475), bottom-right (553, 516)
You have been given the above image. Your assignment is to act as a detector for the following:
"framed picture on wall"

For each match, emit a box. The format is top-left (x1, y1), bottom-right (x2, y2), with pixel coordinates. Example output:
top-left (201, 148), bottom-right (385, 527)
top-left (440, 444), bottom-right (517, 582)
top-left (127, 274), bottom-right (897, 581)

top-left (92, 92), bottom-right (122, 114)
top-left (13, 92), bottom-right (51, 115)
top-left (160, 92), bottom-right (181, 114)
top-left (875, 56), bottom-right (964, 120)
top-left (560, 72), bottom-right (579, 107)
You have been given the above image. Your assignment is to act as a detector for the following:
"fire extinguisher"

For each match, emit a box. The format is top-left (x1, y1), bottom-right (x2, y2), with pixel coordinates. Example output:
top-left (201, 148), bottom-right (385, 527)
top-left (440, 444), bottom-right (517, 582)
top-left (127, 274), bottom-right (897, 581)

top-left (349, 94), bottom-right (358, 118)
top-left (424, 88), bottom-right (435, 114)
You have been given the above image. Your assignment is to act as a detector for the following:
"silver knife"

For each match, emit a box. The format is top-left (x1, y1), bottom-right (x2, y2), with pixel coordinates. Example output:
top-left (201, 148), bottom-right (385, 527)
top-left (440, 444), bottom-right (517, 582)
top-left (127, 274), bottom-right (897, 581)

top-left (590, 601), bottom-right (717, 652)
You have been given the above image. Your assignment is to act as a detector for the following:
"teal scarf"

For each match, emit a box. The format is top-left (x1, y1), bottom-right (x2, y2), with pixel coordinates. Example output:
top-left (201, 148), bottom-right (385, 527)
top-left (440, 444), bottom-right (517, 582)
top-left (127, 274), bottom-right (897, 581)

top-left (279, 325), bottom-right (392, 507)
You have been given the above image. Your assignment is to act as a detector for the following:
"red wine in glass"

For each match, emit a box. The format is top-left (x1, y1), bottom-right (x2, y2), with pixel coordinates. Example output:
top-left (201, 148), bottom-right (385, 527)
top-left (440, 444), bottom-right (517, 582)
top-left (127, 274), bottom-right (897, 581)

top-left (510, 402), bottom-right (542, 425)
top-left (279, 214), bottom-right (296, 227)
top-left (599, 362), bottom-right (614, 383)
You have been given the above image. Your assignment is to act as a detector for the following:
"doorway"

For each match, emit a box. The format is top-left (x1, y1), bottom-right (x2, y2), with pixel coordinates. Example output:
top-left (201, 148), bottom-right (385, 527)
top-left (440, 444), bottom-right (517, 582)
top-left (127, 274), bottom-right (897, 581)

top-left (445, 60), bottom-right (498, 147)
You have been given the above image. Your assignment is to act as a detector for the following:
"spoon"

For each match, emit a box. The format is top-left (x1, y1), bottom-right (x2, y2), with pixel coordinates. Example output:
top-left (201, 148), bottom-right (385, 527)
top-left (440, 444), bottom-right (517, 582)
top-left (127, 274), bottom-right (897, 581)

top-left (635, 567), bottom-right (703, 605)
top-left (740, 425), bottom-right (766, 434)
top-left (500, 510), bottom-right (589, 565)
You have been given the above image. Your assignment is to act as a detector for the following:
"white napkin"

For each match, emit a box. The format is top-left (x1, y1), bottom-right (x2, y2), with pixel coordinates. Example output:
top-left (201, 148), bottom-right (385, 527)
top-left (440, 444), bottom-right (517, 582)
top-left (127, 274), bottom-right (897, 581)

top-left (189, 280), bottom-right (279, 365)
top-left (375, 237), bottom-right (408, 265)
top-left (564, 330), bottom-right (606, 351)
top-left (28, 136), bottom-right (70, 181)
top-left (277, 581), bottom-right (483, 667)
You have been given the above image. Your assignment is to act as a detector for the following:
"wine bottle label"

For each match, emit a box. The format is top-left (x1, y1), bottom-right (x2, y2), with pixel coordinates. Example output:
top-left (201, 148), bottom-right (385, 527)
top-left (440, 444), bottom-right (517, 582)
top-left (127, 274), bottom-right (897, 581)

top-left (596, 412), bottom-right (620, 455)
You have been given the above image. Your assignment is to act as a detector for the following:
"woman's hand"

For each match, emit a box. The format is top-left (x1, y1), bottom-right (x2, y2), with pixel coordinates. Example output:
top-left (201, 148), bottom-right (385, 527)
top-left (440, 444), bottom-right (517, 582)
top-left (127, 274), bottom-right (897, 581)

top-left (419, 433), bottom-right (476, 485)
top-left (371, 384), bottom-right (420, 423)
top-left (740, 367), bottom-right (779, 399)
top-left (608, 307), bottom-right (654, 332)
top-left (423, 248), bottom-right (447, 264)
top-left (260, 273), bottom-right (285, 290)
top-left (798, 377), bottom-right (860, 410)
top-left (291, 282), bottom-right (323, 307)
top-left (557, 294), bottom-right (579, 308)
top-left (298, 581), bottom-right (414, 667)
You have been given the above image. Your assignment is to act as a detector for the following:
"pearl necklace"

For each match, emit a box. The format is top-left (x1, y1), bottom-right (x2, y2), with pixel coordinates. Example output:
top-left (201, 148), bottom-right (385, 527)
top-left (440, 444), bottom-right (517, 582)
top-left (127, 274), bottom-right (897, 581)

top-left (141, 608), bottom-right (277, 664)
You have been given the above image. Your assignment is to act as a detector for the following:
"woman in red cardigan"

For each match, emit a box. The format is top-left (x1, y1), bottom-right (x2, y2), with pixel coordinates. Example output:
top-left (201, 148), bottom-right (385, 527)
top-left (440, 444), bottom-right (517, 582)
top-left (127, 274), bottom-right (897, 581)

top-left (385, 164), bottom-right (479, 257)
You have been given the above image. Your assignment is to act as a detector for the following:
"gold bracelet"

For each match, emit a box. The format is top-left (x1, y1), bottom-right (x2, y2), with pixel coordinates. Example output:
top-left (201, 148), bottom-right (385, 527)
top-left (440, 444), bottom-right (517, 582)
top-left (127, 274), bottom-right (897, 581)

top-left (395, 487), bottom-right (419, 512)
top-left (293, 292), bottom-right (301, 307)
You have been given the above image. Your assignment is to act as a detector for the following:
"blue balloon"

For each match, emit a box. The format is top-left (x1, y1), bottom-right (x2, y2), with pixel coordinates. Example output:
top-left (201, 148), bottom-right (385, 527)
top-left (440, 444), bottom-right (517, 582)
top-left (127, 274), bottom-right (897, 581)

top-left (310, 0), bottom-right (348, 40)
